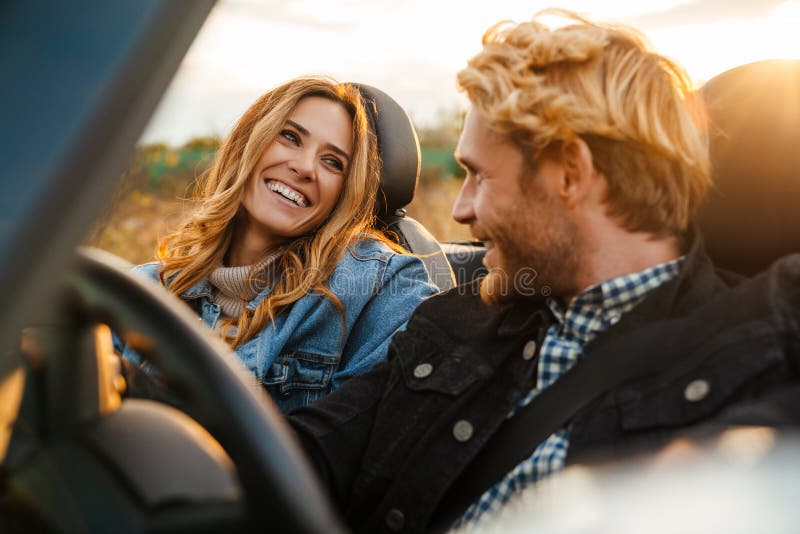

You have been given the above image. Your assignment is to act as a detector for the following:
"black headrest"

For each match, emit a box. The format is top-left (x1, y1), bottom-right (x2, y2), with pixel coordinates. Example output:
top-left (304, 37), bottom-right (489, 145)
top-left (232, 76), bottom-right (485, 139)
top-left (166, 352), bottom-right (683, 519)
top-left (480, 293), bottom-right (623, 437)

top-left (697, 60), bottom-right (800, 275)
top-left (355, 84), bottom-right (421, 216)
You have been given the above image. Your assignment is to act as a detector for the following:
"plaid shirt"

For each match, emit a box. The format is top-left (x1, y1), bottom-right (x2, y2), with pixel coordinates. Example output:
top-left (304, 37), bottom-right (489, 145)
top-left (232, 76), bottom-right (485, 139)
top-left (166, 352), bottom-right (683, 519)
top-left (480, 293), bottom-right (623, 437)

top-left (455, 257), bottom-right (684, 529)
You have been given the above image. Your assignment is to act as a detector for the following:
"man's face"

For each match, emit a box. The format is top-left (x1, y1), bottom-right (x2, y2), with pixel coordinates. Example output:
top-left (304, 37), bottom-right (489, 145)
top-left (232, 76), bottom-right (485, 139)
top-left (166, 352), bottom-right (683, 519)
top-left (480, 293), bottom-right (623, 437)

top-left (452, 109), bottom-right (582, 305)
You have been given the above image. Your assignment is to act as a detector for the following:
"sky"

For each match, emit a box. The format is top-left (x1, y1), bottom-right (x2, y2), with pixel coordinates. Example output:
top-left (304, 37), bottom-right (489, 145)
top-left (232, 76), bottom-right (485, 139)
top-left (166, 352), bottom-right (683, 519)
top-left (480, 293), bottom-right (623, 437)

top-left (140, 0), bottom-right (800, 145)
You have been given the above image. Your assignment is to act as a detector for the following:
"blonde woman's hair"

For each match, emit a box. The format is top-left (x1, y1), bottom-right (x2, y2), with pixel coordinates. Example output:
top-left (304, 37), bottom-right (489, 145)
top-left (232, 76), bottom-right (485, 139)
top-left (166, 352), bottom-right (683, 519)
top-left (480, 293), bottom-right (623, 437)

top-left (157, 76), bottom-right (391, 348)
top-left (457, 9), bottom-right (710, 236)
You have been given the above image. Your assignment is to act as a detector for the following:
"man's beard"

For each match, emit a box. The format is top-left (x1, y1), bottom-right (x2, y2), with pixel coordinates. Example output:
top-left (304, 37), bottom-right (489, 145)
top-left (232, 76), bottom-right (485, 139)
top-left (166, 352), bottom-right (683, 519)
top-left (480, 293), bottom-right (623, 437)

top-left (479, 202), bottom-right (582, 306)
top-left (480, 265), bottom-right (514, 306)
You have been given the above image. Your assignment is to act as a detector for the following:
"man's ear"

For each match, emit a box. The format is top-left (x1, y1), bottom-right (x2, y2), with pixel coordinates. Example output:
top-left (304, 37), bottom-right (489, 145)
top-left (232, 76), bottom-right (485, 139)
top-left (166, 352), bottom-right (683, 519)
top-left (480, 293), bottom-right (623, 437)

top-left (558, 136), bottom-right (596, 209)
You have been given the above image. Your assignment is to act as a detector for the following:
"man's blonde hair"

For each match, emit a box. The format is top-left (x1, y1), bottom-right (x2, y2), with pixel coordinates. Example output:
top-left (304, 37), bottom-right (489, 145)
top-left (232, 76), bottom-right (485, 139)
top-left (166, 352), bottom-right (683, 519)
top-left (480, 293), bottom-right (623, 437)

top-left (457, 9), bottom-right (710, 236)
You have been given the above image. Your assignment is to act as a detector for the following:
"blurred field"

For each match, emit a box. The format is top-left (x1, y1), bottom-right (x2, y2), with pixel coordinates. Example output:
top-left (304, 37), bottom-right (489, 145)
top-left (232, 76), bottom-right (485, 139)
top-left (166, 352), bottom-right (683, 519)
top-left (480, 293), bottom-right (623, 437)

top-left (405, 170), bottom-right (471, 242)
top-left (85, 141), bottom-right (471, 265)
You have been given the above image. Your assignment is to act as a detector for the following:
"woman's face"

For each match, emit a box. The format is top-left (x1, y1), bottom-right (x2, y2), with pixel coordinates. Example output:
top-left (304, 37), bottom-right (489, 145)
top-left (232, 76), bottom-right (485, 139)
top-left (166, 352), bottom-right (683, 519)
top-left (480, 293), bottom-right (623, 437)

top-left (241, 96), bottom-right (353, 247)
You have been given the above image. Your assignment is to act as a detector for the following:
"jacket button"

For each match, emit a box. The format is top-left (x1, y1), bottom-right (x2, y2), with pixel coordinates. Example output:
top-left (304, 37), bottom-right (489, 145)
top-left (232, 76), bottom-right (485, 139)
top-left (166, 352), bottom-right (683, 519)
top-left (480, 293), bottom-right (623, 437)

top-left (684, 379), bottom-right (710, 402)
top-left (453, 420), bottom-right (474, 442)
top-left (413, 363), bottom-right (433, 378)
top-left (522, 340), bottom-right (537, 360)
top-left (385, 508), bottom-right (405, 531)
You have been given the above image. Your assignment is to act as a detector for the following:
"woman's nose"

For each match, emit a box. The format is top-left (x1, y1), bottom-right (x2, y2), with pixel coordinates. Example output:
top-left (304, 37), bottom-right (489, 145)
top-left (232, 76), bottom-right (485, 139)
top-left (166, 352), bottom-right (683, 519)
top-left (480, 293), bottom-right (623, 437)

top-left (288, 149), bottom-right (316, 181)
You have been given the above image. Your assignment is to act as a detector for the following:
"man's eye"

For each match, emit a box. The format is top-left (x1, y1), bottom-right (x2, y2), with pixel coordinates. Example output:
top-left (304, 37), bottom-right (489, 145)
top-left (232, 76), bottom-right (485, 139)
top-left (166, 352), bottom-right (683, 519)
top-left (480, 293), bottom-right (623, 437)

top-left (323, 156), bottom-right (345, 172)
top-left (280, 130), bottom-right (299, 145)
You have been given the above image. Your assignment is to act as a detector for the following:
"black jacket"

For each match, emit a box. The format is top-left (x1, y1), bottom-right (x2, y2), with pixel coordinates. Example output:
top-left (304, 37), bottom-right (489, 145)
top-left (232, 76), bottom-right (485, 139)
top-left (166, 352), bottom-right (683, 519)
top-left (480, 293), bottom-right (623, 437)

top-left (289, 238), bottom-right (800, 533)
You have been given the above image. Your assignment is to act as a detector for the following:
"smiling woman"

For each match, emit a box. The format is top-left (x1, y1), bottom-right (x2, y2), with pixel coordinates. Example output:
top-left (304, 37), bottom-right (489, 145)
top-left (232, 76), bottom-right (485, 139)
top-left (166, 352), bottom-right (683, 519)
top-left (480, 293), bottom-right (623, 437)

top-left (119, 76), bottom-right (438, 413)
top-left (238, 96), bottom-right (352, 253)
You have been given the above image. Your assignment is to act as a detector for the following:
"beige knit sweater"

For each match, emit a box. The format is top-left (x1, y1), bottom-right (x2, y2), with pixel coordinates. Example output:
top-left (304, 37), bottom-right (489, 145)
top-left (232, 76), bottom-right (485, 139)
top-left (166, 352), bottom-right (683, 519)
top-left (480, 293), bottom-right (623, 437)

top-left (208, 251), bottom-right (282, 318)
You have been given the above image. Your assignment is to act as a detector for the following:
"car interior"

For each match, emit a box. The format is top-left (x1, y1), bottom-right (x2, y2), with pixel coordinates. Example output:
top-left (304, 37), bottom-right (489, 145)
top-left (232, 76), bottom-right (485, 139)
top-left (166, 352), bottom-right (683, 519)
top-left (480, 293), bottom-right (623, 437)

top-left (358, 83), bottom-right (457, 292)
top-left (1, 1), bottom-right (799, 533)
top-left (696, 59), bottom-right (800, 276)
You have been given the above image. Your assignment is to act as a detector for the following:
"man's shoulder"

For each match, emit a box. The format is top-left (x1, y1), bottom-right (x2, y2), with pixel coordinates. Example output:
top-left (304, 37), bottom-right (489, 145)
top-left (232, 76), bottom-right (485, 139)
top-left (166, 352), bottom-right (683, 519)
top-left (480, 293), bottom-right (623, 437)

top-left (690, 252), bottom-right (800, 320)
top-left (409, 279), bottom-right (485, 322)
top-left (726, 252), bottom-right (800, 320)
top-left (765, 253), bottom-right (800, 289)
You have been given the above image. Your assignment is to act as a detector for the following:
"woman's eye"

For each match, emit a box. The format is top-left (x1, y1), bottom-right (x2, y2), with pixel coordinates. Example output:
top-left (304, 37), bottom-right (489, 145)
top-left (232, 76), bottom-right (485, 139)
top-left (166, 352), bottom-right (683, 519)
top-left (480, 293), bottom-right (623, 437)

top-left (279, 130), bottom-right (299, 145)
top-left (323, 157), bottom-right (345, 172)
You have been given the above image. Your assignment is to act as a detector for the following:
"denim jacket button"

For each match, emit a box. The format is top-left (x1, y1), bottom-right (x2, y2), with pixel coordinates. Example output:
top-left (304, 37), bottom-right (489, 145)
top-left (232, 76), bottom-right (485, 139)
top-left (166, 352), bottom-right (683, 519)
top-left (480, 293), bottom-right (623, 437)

top-left (522, 340), bottom-right (537, 360)
top-left (385, 508), bottom-right (405, 532)
top-left (684, 379), bottom-right (710, 402)
top-left (413, 363), bottom-right (433, 378)
top-left (453, 420), bottom-right (474, 442)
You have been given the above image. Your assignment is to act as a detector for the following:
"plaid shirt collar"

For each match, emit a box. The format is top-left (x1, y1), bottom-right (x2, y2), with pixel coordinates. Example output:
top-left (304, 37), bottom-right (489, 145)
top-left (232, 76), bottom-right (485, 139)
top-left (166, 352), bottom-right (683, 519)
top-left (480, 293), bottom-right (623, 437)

top-left (546, 256), bottom-right (686, 347)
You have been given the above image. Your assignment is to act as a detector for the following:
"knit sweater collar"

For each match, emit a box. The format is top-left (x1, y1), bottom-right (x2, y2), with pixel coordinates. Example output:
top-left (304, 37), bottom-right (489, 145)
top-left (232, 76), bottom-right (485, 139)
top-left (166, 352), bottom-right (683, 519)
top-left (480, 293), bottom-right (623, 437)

top-left (208, 250), bottom-right (282, 318)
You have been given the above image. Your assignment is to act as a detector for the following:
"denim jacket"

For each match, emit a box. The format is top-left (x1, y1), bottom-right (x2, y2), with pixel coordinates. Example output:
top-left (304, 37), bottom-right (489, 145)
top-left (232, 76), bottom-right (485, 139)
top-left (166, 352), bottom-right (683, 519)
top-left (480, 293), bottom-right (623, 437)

top-left (121, 238), bottom-right (438, 412)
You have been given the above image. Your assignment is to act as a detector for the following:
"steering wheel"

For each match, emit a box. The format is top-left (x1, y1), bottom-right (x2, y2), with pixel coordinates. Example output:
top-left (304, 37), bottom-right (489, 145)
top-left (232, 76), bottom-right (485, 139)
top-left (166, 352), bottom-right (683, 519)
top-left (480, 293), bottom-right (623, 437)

top-left (68, 247), bottom-right (346, 533)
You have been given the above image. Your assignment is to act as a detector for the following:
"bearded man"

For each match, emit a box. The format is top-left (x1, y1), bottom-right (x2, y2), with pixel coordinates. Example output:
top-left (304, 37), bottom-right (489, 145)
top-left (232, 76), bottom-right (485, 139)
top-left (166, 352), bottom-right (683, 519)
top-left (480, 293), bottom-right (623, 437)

top-left (288, 11), bottom-right (800, 533)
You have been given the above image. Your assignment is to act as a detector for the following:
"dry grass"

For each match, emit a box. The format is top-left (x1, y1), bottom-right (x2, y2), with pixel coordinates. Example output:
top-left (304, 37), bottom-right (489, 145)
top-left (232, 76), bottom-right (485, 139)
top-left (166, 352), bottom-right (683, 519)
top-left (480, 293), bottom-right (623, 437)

top-left (86, 189), bottom-right (193, 265)
top-left (405, 178), bottom-right (472, 242)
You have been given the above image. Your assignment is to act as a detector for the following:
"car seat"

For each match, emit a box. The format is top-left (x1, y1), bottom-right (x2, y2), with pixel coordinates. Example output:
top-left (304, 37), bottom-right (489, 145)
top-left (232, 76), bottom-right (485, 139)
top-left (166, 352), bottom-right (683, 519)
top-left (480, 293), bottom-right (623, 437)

top-left (698, 59), bottom-right (800, 275)
top-left (355, 84), bottom-right (457, 291)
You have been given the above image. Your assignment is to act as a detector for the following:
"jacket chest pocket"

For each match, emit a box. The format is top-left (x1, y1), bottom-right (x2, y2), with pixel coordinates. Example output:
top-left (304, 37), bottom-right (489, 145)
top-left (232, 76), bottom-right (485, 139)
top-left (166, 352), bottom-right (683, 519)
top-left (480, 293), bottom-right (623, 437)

top-left (617, 331), bottom-right (784, 431)
top-left (262, 351), bottom-right (339, 395)
top-left (392, 319), bottom-right (488, 398)
top-left (398, 350), bottom-right (484, 396)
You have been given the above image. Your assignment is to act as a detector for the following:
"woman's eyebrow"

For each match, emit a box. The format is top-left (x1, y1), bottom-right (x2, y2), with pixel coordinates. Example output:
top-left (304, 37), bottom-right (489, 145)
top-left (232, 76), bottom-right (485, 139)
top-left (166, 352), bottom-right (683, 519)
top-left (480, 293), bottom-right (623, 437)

top-left (286, 119), bottom-right (351, 162)
top-left (286, 119), bottom-right (309, 136)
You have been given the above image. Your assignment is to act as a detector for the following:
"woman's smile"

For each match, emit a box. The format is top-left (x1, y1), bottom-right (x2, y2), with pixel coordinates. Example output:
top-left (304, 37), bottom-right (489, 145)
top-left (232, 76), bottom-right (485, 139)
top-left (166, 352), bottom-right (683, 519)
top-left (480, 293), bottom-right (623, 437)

top-left (265, 179), bottom-right (310, 208)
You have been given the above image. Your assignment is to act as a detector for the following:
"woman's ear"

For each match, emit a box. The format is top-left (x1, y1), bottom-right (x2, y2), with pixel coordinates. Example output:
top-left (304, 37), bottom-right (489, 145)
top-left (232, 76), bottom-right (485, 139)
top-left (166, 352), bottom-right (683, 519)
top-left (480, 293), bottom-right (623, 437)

top-left (558, 136), bottom-right (596, 209)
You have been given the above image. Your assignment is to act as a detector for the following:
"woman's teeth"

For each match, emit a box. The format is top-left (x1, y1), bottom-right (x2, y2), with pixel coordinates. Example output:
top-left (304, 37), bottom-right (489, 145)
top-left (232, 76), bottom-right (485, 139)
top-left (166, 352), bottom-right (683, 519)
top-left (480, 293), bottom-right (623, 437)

top-left (267, 181), bottom-right (308, 207)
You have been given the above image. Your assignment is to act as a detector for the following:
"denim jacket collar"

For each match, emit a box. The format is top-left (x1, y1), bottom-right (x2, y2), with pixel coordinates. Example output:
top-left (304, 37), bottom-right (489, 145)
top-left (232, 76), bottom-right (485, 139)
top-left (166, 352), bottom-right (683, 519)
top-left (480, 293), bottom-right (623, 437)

top-left (246, 285), bottom-right (273, 310)
top-left (179, 278), bottom-right (214, 300)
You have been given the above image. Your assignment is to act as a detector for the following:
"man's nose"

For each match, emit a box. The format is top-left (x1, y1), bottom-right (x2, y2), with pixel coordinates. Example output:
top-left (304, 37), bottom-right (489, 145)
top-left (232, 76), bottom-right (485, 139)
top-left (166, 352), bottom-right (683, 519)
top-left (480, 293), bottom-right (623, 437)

top-left (451, 176), bottom-right (476, 224)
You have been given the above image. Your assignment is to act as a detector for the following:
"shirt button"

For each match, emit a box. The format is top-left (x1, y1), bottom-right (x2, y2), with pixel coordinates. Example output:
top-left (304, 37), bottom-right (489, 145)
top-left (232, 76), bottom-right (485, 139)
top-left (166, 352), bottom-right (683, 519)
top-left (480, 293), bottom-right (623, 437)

top-left (413, 363), bottom-right (433, 378)
top-left (522, 340), bottom-right (537, 360)
top-left (453, 420), bottom-right (474, 442)
top-left (684, 379), bottom-right (710, 402)
top-left (385, 508), bottom-right (405, 532)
